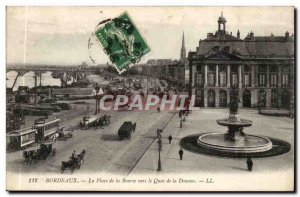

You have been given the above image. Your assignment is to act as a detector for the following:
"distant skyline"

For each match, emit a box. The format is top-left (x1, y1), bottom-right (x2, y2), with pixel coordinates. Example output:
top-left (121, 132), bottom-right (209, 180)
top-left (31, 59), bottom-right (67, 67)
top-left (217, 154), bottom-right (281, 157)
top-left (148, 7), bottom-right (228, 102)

top-left (6, 7), bottom-right (294, 66)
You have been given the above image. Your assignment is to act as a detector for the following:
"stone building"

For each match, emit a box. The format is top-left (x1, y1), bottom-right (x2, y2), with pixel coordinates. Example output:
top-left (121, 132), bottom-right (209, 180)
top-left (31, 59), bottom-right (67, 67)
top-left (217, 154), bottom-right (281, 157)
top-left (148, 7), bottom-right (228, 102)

top-left (141, 58), bottom-right (186, 87)
top-left (188, 13), bottom-right (294, 108)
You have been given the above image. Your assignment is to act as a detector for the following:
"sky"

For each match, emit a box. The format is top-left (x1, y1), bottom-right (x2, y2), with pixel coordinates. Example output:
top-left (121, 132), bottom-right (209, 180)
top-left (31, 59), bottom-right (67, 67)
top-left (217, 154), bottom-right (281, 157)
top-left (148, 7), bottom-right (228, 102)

top-left (6, 6), bottom-right (294, 66)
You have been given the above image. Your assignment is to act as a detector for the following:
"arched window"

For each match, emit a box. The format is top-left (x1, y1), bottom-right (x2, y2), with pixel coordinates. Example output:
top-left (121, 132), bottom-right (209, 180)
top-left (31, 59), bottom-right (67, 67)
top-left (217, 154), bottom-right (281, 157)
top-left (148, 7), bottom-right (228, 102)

top-left (223, 46), bottom-right (230, 52)
top-left (281, 90), bottom-right (290, 108)
top-left (258, 89), bottom-right (266, 107)
top-left (243, 89), bottom-right (251, 107)
top-left (212, 46), bottom-right (220, 52)
top-left (271, 90), bottom-right (278, 107)
top-left (207, 89), bottom-right (215, 107)
top-left (219, 90), bottom-right (227, 107)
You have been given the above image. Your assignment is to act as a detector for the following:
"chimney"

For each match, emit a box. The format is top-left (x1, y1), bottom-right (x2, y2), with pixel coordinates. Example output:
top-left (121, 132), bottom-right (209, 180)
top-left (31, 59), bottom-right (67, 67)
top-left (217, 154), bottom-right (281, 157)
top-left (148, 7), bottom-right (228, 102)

top-left (250, 31), bottom-right (254, 39)
top-left (237, 30), bottom-right (240, 39)
top-left (285, 31), bottom-right (290, 40)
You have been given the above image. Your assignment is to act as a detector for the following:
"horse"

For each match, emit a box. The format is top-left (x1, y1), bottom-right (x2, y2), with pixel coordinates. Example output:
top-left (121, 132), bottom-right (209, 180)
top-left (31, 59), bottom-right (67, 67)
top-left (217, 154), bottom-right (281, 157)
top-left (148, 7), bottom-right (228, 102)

top-left (61, 158), bottom-right (81, 173)
top-left (78, 121), bottom-right (84, 129)
top-left (30, 150), bottom-right (38, 164)
top-left (23, 151), bottom-right (30, 165)
top-left (77, 149), bottom-right (86, 164)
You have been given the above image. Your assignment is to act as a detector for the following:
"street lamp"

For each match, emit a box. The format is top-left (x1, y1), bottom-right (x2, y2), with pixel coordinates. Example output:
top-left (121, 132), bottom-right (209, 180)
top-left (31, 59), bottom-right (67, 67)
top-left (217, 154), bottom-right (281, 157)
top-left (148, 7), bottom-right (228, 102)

top-left (157, 129), bottom-right (163, 138)
top-left (157, 137), bottom-right (162, 171)
top-left (86, 103), bottom-right (90, 116)
top-left (157, 129), bottom-right (163, 171)
top-left (180, 116), bottom-right (183, 128)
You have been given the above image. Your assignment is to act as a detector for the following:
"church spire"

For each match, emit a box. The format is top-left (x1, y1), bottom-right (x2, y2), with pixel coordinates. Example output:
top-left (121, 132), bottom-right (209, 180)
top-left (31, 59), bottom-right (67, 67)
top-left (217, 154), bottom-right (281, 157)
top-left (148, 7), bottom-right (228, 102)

top-left (180, 31), bottom-right (186, 60)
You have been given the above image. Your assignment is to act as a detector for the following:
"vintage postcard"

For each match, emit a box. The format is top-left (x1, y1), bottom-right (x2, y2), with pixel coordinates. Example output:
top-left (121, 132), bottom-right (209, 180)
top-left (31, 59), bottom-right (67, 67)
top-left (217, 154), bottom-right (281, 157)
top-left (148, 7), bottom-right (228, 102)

top-left (6, 6), bottom-right (295, 191)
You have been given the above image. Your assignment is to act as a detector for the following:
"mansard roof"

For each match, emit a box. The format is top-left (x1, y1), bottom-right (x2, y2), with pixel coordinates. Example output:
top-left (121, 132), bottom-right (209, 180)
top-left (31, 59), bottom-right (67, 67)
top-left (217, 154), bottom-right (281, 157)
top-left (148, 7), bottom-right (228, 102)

top-left (194, 35), bottom-right (294, 58)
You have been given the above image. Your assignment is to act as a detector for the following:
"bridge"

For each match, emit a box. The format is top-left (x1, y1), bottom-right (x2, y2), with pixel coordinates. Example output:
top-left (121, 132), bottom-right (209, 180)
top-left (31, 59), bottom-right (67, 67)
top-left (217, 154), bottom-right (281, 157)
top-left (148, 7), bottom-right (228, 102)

top-left (6, 65), bottom-right (100, 89)
top-left (6, 65), bottom-right (98, 73)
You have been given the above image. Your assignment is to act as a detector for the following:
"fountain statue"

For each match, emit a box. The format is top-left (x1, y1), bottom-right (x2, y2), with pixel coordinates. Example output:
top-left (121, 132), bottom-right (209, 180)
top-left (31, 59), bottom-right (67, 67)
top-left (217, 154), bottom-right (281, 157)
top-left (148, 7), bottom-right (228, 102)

top-left (221, 86), bottom-right (251, 142)
top-left (197, 86), bottom-right (273, 153)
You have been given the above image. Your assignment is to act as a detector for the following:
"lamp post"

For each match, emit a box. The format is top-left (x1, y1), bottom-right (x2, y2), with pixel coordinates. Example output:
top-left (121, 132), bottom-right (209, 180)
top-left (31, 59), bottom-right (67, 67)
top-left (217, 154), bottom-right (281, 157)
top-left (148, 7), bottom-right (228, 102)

top-left (157, 137), bottom-right (162, 171)
top-left (180, 116), bottom-right (183, 128)
top-left (86, 103), bottom-right (89, 116)
top-left (157, 129), bottom-right (163, 171)
top-left (95, 94), bottom-right (99, 115)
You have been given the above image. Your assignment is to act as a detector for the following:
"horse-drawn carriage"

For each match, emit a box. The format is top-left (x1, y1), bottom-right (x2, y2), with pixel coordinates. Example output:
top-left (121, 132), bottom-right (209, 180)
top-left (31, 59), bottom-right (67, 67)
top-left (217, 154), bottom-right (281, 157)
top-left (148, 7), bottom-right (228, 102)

top-left (23, 142), bottom-right (56, 165)
top-left (55, 127), bottom-right (73, 141)
top-left (78, 115), bottom-right (111, 129)
top-left (61, 149), bottom-right (86, 173)
top-left (93, 115), bottom-right (111, 128)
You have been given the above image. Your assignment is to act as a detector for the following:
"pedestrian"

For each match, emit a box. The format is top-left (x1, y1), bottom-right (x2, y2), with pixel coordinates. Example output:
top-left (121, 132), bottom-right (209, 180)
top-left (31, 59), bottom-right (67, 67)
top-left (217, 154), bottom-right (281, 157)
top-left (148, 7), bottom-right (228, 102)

top-left (72, 150), bottom-right (77, 160)
top-left (168, 135), bottom-right (173, 144)
top-left (180, 118), bottom-right (183, 128)
top-left (157, 106), bottom-right (160, 113)
top-left (246, 157), bottom-right (253, 172)
top-left (179, 148), bottom-right (184, 160)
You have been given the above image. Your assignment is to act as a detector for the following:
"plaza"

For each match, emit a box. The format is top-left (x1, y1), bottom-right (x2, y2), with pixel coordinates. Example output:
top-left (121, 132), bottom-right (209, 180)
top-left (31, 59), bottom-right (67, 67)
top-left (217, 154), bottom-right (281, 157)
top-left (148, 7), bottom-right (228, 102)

top-left (7, 105), bottom-right (294, 176)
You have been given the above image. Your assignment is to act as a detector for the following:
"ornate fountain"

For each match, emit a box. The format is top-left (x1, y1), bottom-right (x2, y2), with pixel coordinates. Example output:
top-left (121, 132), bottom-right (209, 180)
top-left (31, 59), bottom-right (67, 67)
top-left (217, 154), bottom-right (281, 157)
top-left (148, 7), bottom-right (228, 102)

top-left (197, 86), bottom-right (273, 153)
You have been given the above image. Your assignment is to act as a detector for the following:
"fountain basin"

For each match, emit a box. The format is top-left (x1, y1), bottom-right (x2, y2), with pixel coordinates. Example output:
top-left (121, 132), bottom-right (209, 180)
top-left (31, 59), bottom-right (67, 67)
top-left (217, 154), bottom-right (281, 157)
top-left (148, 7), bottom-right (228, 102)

top-left (180, 133), bottom-right (290, 158)
top-left (197, 133), bottom-right (272, 153)
top-left (216, 118), bottom-right (252, 127)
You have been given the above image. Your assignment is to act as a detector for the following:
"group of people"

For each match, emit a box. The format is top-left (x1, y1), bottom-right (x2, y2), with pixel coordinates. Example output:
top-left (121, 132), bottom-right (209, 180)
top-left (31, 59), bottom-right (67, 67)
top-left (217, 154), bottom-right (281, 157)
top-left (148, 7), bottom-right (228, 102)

top-left (166, 135), bottom-right (184, 161)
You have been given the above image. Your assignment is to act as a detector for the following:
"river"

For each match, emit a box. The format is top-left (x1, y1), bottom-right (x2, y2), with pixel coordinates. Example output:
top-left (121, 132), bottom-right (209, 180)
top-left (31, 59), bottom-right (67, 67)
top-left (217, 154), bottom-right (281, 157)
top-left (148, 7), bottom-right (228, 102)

top-left (6, 71), bottom-right (110, 91)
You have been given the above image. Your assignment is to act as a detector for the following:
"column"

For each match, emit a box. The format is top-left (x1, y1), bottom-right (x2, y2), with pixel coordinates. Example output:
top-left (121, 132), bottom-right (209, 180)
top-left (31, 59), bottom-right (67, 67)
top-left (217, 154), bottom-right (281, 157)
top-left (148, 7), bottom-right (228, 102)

top-left (204, 89), bottom-right (208, 107)
top-left (290, 63), bottom-right (294, 105)
top-left (227, 90), bottom-right (230, 105)
top-left (188, 61), bottom-right (192, 96)
top-left (191, 65), bottom-right (196, 88)
top-left (216, 65), bottom-right (219, 87)
top-left (267, 65), bottom-right (270, 87)
top-left (227, 65), bottom-right (231, 87)
top-left (204, 65), bottom-right (208, 87)
top-left (39, 72), bottom-right (42, 86)
top-left (34, 72), bottom-right (38, 87)
top-left (238, 65), bottom-right (242, 88)
top-left (251, 65), bottom-right (255, 87)
top-left (266, 89), bottom-right (271, 108)
top-left (256, 65), bottom-right (259, 87)
top-left (215, 90), bottom-right (219, 107)
top-left (251, 89), bottom-right (258, 107)
top-left (278, 65), bottom-right (282, 88)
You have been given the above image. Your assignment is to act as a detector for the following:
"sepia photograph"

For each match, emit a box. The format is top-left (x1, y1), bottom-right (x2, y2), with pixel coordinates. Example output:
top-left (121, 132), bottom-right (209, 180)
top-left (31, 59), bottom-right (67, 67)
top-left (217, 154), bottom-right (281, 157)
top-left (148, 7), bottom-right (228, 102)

top-left (5, 6), bottom-right (295, 191)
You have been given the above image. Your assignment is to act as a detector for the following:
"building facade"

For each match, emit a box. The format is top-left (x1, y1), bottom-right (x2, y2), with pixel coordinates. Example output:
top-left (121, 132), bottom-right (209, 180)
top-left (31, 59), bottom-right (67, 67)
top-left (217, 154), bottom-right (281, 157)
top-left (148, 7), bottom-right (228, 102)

top-left (188, 13), bottom-right (294, 108)
top-left (141, 59), bottom-right (186, 87)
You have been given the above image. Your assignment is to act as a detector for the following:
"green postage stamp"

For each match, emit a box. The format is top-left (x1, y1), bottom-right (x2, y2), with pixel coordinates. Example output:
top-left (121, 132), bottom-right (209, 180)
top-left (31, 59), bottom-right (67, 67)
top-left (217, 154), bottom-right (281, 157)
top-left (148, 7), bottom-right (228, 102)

top-left (95, 12), bottom-right (150, 74)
